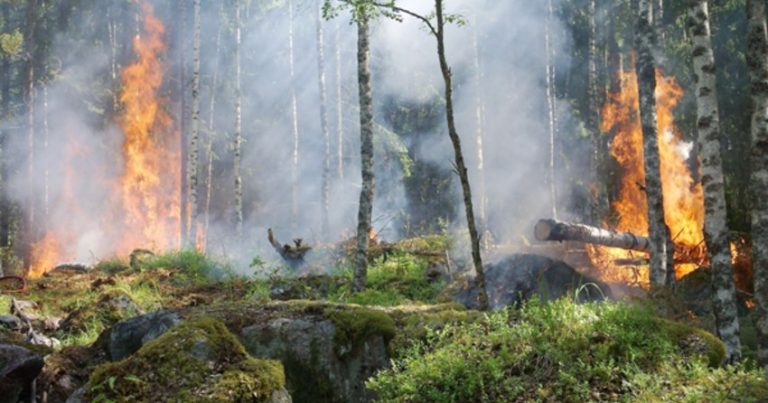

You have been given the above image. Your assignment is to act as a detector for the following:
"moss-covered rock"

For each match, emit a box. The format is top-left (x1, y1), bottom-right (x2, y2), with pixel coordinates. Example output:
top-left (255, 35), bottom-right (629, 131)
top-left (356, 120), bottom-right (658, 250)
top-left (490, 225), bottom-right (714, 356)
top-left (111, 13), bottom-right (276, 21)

top-left (85, 317), bottom-right (287, 402)
top-left (60, 290), bottom-right (144, 334)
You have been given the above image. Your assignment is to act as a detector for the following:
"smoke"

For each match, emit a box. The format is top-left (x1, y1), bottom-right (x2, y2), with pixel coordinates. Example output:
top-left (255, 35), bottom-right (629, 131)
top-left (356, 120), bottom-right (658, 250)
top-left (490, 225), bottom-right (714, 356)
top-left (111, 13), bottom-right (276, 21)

top-left (0, 0), bottom-right (580, 273)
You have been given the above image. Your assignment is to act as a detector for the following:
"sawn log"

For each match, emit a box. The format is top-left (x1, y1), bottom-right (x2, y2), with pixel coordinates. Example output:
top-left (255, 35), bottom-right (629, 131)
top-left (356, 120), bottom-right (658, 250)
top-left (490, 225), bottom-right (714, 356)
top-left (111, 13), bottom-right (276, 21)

top-left (534, 219), bottom-right (650, 252)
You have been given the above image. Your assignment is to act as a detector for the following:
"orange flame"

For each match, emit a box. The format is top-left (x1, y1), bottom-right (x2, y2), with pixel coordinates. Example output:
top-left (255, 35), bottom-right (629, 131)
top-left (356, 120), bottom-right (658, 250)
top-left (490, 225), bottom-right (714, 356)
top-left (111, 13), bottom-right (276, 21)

top-left (590, 65), bottom-right (706, 286)
top-left (27, 0), bottom-right (179, 277)
top-left (115, 0), bottom-right (180, 255)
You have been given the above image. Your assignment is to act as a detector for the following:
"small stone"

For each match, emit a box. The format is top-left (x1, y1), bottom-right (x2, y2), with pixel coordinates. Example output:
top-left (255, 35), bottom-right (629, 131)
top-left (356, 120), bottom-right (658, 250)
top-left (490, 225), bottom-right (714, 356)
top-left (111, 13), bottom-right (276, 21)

top-left (0, 315), bottom-right (22, 331)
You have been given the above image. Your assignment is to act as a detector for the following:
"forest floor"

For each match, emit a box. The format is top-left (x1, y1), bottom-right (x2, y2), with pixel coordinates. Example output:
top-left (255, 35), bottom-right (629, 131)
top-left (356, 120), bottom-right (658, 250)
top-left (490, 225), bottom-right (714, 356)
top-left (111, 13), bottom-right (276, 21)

top-left (1, 237), bottom-right (767, 402)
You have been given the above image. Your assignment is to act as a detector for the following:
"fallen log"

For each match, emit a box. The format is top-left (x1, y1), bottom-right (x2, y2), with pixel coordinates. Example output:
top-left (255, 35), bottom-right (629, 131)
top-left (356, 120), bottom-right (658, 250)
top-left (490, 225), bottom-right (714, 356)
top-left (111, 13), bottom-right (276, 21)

top-left (534, 219), bottom-right (650, 252)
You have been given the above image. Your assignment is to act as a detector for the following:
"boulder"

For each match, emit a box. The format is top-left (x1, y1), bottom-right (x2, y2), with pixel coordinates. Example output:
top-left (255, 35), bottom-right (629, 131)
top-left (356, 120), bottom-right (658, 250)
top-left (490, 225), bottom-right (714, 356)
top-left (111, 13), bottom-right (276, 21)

top-left (85, 317), bottom-right (289, 402)
top-left (106, 310), bottom-right (180, 361)
top-left (447, 254), bottom-right (612, 309)
top-left (0, 315), bottom-right (21, 331)
top-left (0, 344), bottom-right (44, 403)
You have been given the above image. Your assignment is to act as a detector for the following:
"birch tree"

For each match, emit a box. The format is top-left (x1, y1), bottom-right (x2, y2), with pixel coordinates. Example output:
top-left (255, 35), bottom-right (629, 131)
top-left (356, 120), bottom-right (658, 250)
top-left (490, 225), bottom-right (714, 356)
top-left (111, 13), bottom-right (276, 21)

top-left (545, 0), bottom-right (558, 220)
top-left (233, 0), bottom-right (244, 237)
top-left (187, 0), bottom-right (201, 247)
top-left (747, 0), bottom-right (768, 374)
top-left (316, 0), bottom-right (331, 237)
top-left (288, 0), bottom-right (300, 228)
top-left (687, 0), bottom-right (741, 363)
top-left (634, 0), bottom-right (672, 287)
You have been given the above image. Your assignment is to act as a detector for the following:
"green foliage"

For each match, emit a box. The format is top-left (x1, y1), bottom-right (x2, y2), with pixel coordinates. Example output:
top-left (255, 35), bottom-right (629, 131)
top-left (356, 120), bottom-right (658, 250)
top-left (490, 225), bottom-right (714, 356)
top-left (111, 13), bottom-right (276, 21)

top-left (0, 28), bottom-right (22, 57)
top-left (367, 298), bottom-right (750, 402)
top-left (94, 258), bottom-right (130, 274)
top-left (138, 250), bottom-right (233, 283)
top-left (329, 252), bottom-right (445, 306)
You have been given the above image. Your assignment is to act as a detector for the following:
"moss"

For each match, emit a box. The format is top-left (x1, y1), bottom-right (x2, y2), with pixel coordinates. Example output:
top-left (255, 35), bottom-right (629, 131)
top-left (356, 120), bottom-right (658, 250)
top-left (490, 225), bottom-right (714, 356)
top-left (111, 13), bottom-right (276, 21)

top-left (85, 317), bottom-right (284, 402)
top-left (655, 317), bottom-right (726, 367)
top-left (325, 306), bottom-right (396, 358)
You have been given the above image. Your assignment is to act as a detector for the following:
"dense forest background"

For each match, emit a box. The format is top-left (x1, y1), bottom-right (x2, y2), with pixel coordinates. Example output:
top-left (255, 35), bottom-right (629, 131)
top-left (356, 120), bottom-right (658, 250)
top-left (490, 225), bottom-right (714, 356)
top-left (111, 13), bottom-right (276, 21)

top-left (0, 0), bottom-right (754, 273)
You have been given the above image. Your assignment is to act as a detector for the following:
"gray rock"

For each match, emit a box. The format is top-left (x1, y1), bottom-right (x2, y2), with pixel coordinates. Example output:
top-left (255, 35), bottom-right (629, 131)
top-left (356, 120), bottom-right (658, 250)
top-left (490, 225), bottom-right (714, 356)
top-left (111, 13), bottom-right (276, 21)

top-left (0, 344), bottom-right (44, 403)
top-left (65, 385), bottom-right (87, 403)
top-left (0, 315), bottom-right (21, 331)
top-left (108, 310), bottom-right (180, 361)
top-left (240, 315), bottom-right (388, 402)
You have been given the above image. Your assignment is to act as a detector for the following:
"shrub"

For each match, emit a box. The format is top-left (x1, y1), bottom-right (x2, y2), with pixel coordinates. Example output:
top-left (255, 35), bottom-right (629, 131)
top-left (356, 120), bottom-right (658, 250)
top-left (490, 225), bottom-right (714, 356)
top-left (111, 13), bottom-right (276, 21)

top-left (367, 298), bottom-right (760, 402)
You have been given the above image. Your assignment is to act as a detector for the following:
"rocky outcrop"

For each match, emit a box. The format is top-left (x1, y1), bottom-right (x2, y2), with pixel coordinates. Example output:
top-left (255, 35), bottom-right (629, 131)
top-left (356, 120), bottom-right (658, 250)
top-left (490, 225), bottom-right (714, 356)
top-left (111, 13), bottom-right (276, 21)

top-left (105, 310), bottom-right (180, 361)
top-left (447, 254), bottom-right (612, 309)
top-left (85, 317), bottom-right (289, 402)
top-left (0, 344), bottom-right (44, 403)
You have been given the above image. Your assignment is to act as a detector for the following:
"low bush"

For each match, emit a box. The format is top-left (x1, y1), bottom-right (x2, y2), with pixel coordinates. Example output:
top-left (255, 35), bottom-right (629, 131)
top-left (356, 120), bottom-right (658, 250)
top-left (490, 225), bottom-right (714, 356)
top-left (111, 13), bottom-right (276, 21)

top-left (367, 298), bottom-right (766, 402)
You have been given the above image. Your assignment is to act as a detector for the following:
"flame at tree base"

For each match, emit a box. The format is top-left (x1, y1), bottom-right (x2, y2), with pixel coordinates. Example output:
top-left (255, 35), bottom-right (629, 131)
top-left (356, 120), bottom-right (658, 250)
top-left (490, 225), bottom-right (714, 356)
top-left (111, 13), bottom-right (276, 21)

top-left (589, 66), bottom-right (706, 287)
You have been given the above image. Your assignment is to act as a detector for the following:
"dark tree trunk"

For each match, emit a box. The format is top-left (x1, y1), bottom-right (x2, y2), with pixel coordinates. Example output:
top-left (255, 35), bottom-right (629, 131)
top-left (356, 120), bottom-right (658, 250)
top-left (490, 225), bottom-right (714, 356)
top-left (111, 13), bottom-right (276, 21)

top-left (535, 219), bottom-right (651, 251)
top-left (435, 0), bottom-right (489, 310)
top-left (634, 0), bottom-right (672, 287)
top-left (353, 15), bottom-right (374, 292)
top-left (24, 0), bottom-right (37, 250)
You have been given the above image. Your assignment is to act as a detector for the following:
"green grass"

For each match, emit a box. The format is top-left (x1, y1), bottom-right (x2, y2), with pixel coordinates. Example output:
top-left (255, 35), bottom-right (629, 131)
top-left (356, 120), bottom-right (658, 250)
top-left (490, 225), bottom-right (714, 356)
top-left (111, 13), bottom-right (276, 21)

top-left (139, 250), bottom-right (234, 284)
top-left (367, 298), bottom-right (765, 402)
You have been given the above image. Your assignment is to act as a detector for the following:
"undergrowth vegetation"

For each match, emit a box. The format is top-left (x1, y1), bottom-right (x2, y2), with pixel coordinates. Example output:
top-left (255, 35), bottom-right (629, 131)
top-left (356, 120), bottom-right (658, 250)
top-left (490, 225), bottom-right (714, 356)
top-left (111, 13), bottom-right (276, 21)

top-left (367, 298), bottom-right (768, 402)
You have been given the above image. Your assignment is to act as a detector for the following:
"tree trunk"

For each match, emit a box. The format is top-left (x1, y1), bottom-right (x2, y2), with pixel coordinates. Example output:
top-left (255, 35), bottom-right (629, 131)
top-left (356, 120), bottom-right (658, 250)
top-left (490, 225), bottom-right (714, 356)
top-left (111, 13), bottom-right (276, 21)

top-left (471, 11), bottom-right (488, 247)
top-left (179, 0), bottom-right (189, 247)
top-left (687, 0), bottom-right (742, 363)
top-left (187, 0), bottom-right (201, 248)
top-left (335, 20), bottom-right (344, 180)
top-left (204, 1), bottom-right (224, 250)
top-left (233, 0), bottom-right (244, 237)
top-left (587, 0), bottom-right (607, 224)
top-left (535, 218), bottom-right (651, 251)
top-left (316, 0), bottom-right (331, 237)
top-left (24, 0), bottom-right (37, 248)
top-left (747, 0), bottom-right (768, 374)
top-left (42, 84), bottom-right (49, 230)
top-left (288, 0), bottom-right (300, 229)
top-left (435, 0), bottom-right (489, 310)
top-left (544, 0), bottom-right (558, 219)
top-left (634, 0), bottom-right (672, 287)
top-left (353, 15), bottom-right (374, 292)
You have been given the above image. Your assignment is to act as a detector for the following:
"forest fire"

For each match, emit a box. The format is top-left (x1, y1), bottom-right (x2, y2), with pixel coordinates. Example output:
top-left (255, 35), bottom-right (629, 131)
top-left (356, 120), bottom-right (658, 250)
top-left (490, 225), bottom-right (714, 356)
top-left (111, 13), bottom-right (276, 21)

top-left (27, 1), bottom-right (179, 277)
top-left (588, 67), bottom-right (706, 286)
top-left (114, 0), bottom-right (180, 255)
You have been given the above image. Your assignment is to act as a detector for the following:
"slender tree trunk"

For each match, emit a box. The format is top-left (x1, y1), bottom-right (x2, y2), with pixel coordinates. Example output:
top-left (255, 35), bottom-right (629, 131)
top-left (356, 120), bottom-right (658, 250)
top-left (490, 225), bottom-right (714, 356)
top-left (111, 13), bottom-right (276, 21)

top-left (187, 0), bottom-right (201, 248)
top-left (635, 0), bottom-right (672, 287)
top-left (471, 12), bottom-right (488, 247)
top-left (353, 15), bottom-right (374, 292)
top-left (316, 0), bottom-right (331, 237)
top-left (233, 0), bottom-right (244, 237)
top-left (655, 0), bottom-right (665, 46)
top-left (687, 0), bottom-right (742, 363)
top-left (107, 4), bottom-right (118, 112)
top-left (433, 0), bottom-right (488, 310)
top-left (587, 0), bottom-right (606, 224)
top-left (747, 0), bottom-right (768, 374)
top-left (288, 0), bottom-right (300, 229)
top-left (179, 0), bottom-right (189, 247)
top-left (204, 1), bottom-right (224, 250)
top-left (335, 20), bottom-right (344, 180)
top-left (42, 84), bottom-right (49, 230)
top-left (24, 0), bottom-right (37, 251)
top-left (545, 0), bottom-right (558, 219)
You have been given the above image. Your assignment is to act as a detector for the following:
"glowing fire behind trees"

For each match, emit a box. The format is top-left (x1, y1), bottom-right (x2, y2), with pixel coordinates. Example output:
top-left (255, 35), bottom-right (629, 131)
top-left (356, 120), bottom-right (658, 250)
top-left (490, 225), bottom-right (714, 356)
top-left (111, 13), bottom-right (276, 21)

top-left (28, 1), bottom-right (179, 277)
top-left (588, 67), bottom-right (707, 286)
